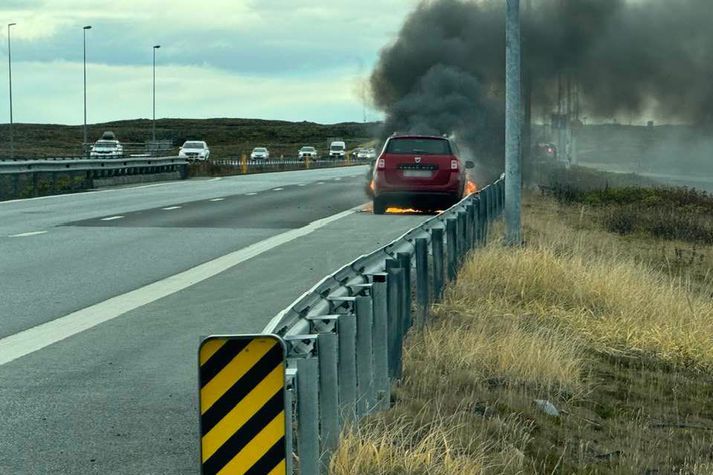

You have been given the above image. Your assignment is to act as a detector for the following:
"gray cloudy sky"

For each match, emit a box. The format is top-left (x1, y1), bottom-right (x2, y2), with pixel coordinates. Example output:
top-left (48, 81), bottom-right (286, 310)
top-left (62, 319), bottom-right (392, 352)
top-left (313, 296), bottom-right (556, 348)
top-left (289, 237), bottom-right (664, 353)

top-left (0, 0), bottom-right (417, 125)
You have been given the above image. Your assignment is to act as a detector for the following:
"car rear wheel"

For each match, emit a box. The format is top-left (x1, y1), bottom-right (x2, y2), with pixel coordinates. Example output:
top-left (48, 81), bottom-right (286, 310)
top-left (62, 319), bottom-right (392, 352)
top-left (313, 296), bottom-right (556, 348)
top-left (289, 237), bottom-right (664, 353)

top-left (373, 198), bottom-right (387, 215)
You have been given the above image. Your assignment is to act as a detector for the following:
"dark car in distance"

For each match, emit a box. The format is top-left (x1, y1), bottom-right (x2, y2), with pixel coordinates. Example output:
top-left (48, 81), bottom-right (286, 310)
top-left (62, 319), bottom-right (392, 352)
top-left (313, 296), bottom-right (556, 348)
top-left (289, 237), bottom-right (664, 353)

top-left (371, 134), bottom-right (474, 214)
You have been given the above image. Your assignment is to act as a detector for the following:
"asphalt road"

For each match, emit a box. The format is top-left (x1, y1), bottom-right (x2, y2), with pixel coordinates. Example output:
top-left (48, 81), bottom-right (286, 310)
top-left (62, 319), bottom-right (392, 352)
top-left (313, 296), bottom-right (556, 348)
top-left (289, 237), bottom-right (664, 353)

top-left (0, 167), bottom-right (430, 473)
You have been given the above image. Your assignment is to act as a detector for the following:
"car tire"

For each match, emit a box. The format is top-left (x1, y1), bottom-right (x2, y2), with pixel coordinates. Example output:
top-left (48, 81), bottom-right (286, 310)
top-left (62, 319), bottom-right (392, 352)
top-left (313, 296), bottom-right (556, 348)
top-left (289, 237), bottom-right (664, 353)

top-left (373, 198), bottom-right (387, 215)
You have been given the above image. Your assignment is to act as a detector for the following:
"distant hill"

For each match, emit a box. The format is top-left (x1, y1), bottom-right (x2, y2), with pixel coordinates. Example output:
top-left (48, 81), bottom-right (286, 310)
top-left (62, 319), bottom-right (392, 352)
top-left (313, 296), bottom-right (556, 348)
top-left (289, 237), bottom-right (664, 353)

top-left (0, 118), bottom-right (383, 159)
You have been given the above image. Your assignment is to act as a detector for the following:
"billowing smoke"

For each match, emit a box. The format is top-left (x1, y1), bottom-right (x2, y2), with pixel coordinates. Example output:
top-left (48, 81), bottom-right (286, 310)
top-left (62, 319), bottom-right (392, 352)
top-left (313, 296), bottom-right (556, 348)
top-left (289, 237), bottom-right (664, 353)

top-left (371, 0), bottom-right (713, 179)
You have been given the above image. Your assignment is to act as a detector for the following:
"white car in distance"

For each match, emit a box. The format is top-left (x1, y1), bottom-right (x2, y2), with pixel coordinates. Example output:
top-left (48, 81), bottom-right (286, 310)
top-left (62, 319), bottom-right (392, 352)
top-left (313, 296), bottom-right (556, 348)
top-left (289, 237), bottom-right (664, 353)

top-left (329, 141), bottom-right (346, 160)
top-left (179, 141), bottom-right (210, 161)
top-left (250, 147), bottom-right (270, 160)
top-left (90, 139), bottom-right (123, 159)
top-left (298, 146), bottom-right (318, 160)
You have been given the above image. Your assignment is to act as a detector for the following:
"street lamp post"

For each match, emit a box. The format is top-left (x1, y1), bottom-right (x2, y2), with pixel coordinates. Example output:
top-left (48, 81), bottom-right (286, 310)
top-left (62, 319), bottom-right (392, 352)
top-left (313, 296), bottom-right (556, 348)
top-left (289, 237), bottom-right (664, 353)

top-left (83, 25), bottom-right (92, 155)
top-left (152, 45), bottom-right (160, 144)
top-left (7, 22), bottom-right (16, 159)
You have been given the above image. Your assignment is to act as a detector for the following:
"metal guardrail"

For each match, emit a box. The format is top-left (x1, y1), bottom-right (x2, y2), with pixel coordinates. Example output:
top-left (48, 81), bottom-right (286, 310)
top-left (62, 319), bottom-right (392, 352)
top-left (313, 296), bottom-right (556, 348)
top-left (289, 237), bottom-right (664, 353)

top-left (189, 158), bottom-right (367, 178)
top-left (259, 175), bottom-right (506, 473)
top-left (0, 156), bottom-right (188, 175)
top-left (210, 158), bottom-right (368, 169)
top-left (0, 156), bottom-right (190, 201)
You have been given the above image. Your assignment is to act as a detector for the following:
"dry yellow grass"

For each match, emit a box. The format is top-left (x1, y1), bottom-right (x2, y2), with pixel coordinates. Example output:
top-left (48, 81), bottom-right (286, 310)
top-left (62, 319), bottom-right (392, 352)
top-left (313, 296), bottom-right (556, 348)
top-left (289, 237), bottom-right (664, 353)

top-left (330, 412), bottom-right (533, 475)
top-left (331, 191), bottom-right (713, 474)
top-left (330, 416), bottom-right (488, 475)
top-left (448, 220), bottom-right (713, 369)
top-left (406, 315), bottom-right (584, 399)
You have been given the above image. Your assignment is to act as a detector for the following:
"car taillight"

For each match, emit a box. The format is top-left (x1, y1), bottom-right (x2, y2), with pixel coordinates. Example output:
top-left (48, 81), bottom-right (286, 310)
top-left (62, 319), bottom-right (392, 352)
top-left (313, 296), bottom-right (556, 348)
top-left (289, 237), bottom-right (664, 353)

top-left (450, 159), bottom-right (459, 170)
top-left (377, 158), bottom-right (385, 169)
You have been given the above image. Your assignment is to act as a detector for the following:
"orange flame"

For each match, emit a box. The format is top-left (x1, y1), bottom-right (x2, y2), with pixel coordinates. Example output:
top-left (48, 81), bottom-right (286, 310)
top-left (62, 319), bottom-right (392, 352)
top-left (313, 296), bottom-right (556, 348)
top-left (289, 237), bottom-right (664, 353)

top-left (386, 207), bottom-right (423, 214)
top-left (466, 180), bottom-right (478, 195)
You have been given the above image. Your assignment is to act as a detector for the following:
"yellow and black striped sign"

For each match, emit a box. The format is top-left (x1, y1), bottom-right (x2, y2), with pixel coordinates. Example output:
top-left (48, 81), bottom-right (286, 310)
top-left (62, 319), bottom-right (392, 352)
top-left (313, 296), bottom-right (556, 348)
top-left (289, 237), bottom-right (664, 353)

top-left (199, 335), bottom-right (287, 475)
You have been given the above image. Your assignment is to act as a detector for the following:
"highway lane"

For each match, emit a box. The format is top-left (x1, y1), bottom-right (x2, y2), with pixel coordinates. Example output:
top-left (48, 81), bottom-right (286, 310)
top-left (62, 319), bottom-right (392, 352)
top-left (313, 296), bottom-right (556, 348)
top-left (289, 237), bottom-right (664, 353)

top-left (0, 167), bottom-right (367, 338)
top-left (0, 167), bottom-right (431, 473)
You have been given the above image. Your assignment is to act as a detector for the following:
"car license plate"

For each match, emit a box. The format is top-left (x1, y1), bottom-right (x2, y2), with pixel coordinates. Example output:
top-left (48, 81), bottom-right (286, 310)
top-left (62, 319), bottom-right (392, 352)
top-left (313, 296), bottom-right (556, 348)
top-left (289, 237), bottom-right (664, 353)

top-left (403, 170), bottom-right (432, 178)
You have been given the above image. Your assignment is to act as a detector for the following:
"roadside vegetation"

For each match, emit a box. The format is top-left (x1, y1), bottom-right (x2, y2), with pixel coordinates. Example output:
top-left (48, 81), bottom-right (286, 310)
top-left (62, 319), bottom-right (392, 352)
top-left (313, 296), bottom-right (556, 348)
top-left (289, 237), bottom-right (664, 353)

top-left (0, 118), bottom-right (377, 159)
top-left (331, 167), bottom-right (713, 474)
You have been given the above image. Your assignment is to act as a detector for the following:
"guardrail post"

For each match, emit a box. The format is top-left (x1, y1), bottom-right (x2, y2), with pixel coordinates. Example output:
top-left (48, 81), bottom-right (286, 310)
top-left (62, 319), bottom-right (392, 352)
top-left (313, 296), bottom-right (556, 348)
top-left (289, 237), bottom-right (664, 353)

top-left (500, 179), bottom-right (506, 216)
top-left (397, 252), bottom-right (412, 331)
top-left (337, 314), bottom-right (357, 424)
top-left (478, 197), bottom-right (485, 245)
top-left (481, 189), bottom-right (490, 242)
top-left (385, 259), bottom-right (403, 380)
top-left (355, 295), bottom-right (375, 417)
top-left (446, 218), bottom-right (458, 281)
top-left (473, 197), bottom-right (480, 247)
top-left (285, 368), bottom-right (297, 475)
top-left (454, 211), bottom-right (462, 259)
top-left (314, 326), bottom-right (339, 462)
top-left (431, 227), bottom-right (445, 299)
top-left (457, 210), bottom-right (467, 260)
top-left (370, 274), bottom-right (390, 411)
top-left (415, 237), bottom-right (429, 327)
top-left (464, 203), bottom-right (475, 250)
top-left (490, 186), bottom-right (496, 220)
top-left (296, 356), bottom-right (320, 475)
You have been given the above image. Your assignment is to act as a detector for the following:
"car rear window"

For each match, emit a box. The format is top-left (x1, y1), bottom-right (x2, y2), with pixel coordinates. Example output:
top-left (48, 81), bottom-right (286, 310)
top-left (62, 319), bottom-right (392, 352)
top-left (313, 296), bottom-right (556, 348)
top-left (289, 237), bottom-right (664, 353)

top-left (385, 138), bottom-right (451, 155)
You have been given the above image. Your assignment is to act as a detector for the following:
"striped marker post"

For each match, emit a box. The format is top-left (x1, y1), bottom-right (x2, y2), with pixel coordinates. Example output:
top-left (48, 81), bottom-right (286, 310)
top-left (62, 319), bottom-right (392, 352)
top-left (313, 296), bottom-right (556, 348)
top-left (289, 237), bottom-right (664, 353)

top-left (199, 335), bottom-right (288, 475)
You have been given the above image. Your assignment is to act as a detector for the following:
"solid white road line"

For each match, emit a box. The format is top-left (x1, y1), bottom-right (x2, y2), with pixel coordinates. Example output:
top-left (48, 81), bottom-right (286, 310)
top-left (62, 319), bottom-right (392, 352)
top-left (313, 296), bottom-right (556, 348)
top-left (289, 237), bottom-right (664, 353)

top-left (0, 207), bottom-right (358, 366)
top-left (162, 206), bottom-right (182, 210)
top-left (209, 198), bottom-right (225, 202)
top-left (100, 216), bottom-right (124, 221)
top-left (9, 231), bottom-right (48, 238)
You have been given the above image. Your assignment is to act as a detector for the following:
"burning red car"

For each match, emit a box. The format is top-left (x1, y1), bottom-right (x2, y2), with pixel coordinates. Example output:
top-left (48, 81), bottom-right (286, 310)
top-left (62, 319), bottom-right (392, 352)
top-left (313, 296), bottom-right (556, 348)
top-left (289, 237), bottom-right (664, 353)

top-left (371, 134), bottom-right (474, 214)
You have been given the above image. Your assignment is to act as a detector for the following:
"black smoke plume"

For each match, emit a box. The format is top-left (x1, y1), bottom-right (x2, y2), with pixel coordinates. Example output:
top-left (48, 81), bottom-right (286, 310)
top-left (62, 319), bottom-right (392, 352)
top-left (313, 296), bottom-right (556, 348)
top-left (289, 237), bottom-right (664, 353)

top-left (371, 0), bottom-right (713, 178)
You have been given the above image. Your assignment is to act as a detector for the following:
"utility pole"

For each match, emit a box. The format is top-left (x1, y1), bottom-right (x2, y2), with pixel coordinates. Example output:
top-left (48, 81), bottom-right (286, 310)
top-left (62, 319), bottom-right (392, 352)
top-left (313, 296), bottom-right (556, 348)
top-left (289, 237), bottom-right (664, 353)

top-left (523, 0), bottom-right (533, 169)
top-left (152, 45), bottom-right (160, 144)
top-left (83, 25), bottom-right (92, 154)
top-left (505, 0), bottom-right (522, 245)
top-left (8, 23), bottom-right (16, 159)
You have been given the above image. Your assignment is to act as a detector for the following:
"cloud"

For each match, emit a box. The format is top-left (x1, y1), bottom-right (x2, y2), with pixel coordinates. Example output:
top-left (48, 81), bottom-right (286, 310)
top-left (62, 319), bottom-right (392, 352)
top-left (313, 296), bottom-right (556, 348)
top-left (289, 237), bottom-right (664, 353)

top-left (0, 0), bottom-right (417, 123)
top-left (0, 60), bottom-right (373, 124)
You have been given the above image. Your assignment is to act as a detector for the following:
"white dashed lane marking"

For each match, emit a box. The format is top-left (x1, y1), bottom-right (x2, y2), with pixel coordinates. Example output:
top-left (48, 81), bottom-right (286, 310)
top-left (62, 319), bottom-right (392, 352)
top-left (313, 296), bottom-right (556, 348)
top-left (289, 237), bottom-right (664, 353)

top-left (9, 231), bottom-right (48, 238)
top-left (162, 206), bottom-right (182, 211)
top-left (209, 198), bottom-right (225, 202)
top-left (101, 216), bottom-right (124, 221)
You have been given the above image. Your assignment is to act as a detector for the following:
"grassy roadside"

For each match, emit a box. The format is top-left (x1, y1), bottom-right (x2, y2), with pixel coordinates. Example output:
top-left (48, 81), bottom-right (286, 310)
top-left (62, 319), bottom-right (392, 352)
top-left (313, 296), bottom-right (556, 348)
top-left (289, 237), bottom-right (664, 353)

top-left (0, 118), bottom-right (377, 159)
top-left (331, 174), bottom-right (713, 473)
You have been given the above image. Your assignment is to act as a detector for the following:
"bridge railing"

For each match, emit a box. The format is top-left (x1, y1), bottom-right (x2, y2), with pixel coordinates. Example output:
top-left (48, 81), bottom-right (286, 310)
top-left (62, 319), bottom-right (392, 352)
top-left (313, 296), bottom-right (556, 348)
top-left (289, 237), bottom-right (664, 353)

top-left (235, 175), bottom-right (506, 473)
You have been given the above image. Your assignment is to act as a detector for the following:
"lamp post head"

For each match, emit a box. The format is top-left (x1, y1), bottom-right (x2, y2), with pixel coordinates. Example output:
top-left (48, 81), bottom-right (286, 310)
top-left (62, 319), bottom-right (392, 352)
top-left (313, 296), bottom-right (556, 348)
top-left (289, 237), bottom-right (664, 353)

top-left (153, 45), bottom-right (161, 49)
top-left (83, 25), bottom-right (92, 30)
top-left (8, 23), bottom-right (16, 28)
